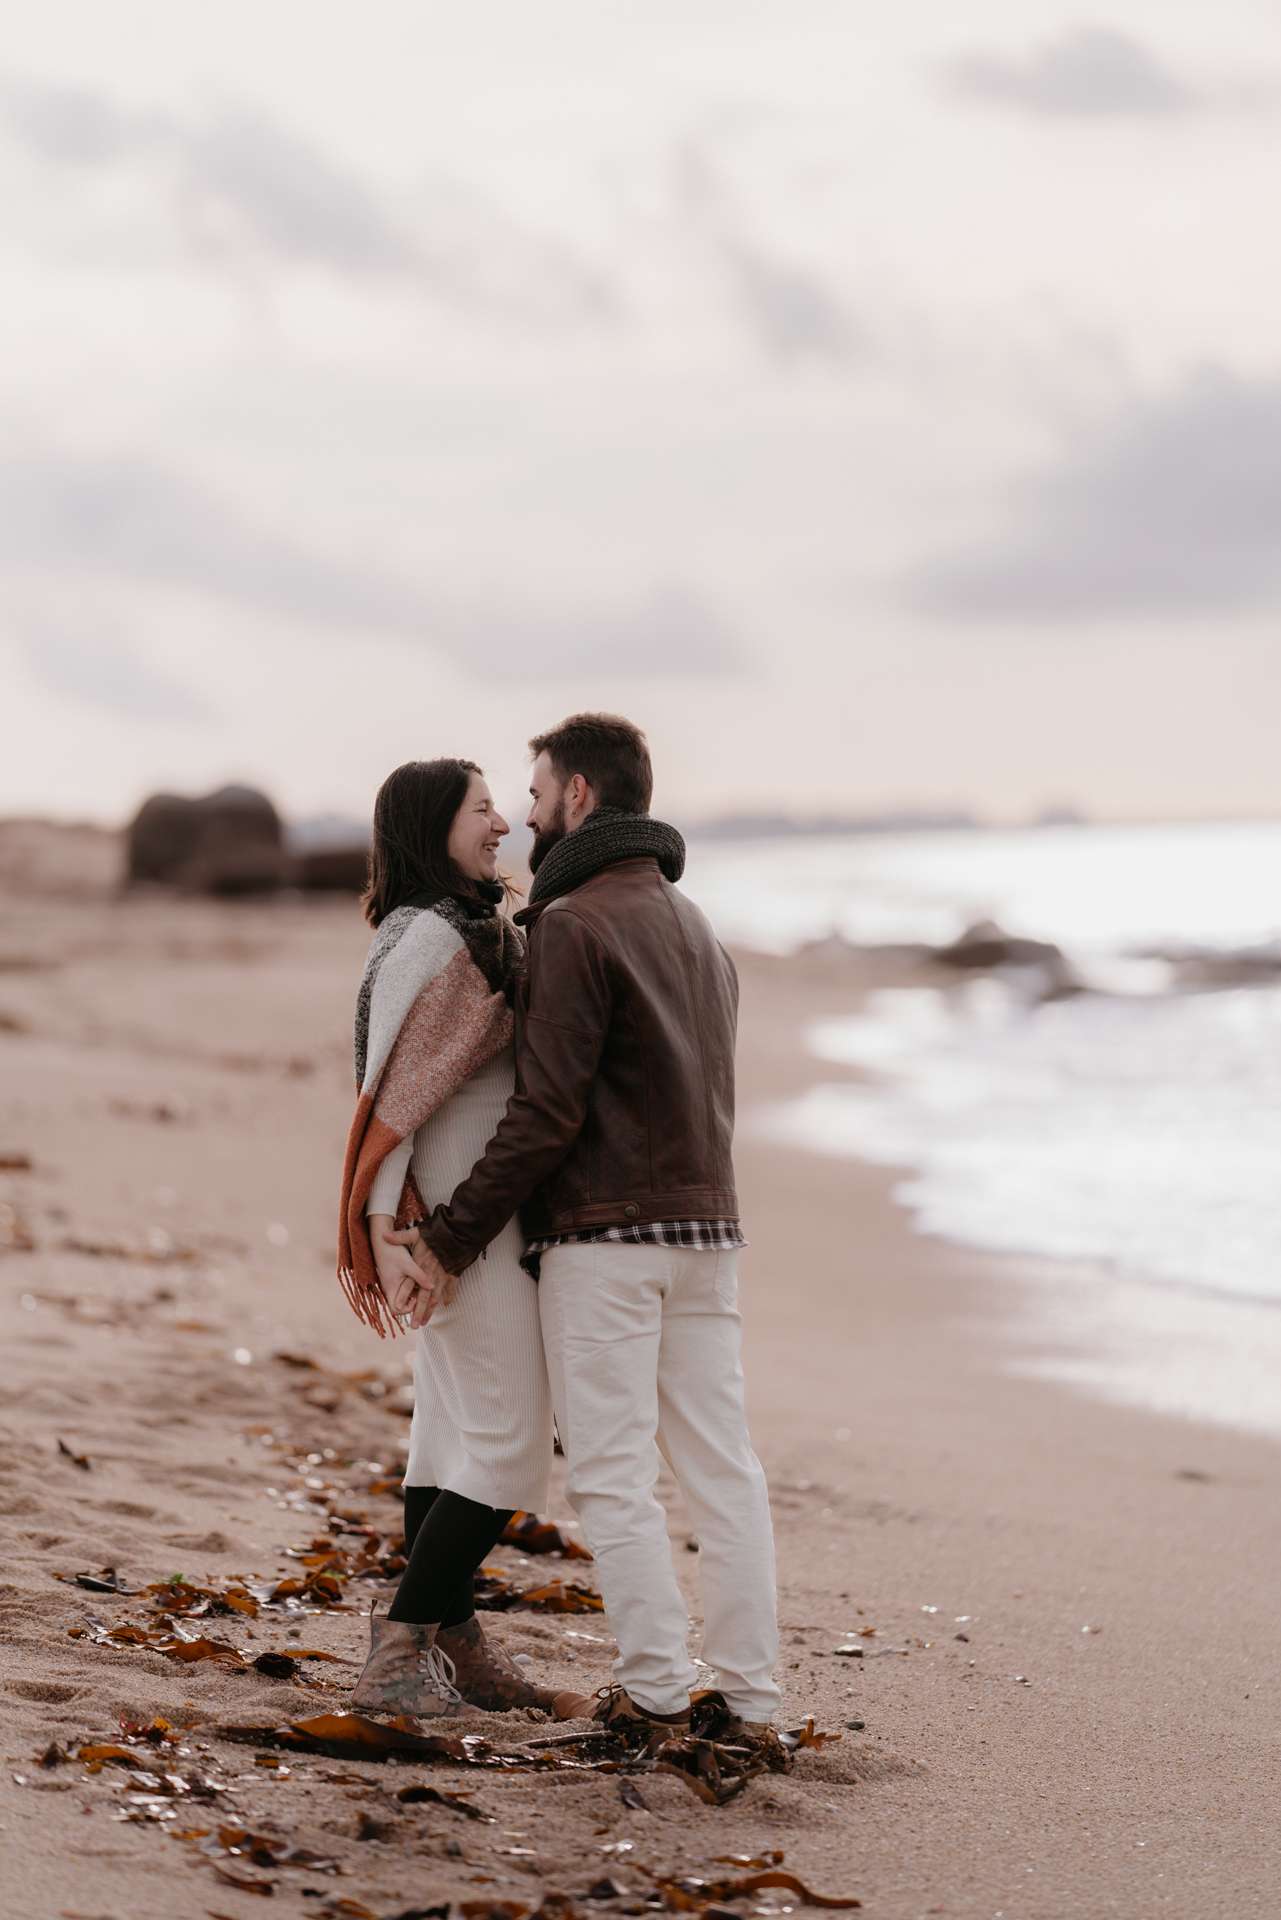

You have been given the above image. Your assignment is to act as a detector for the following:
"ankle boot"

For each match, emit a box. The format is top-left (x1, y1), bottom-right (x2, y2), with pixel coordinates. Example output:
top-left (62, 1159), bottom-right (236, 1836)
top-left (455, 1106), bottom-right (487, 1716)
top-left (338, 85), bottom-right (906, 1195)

top-left (436, 1617), bottom-right (594, 1720)
top-left (435, 1616), bottom-right (561, 1714)
top-left (350, 1607), bottom-right (473, 1717)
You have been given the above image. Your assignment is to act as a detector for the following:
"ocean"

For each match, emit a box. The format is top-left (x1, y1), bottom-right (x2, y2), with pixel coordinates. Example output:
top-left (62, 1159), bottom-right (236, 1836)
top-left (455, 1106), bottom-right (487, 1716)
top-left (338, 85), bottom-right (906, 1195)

top-left (679, 819), bottom-right (1281, 1437)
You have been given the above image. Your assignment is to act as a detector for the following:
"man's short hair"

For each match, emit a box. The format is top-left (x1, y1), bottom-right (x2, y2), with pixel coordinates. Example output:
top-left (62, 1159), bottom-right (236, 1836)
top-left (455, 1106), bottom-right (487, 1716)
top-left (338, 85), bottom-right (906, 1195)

top-left (529, 712), bottom-right (653, 815)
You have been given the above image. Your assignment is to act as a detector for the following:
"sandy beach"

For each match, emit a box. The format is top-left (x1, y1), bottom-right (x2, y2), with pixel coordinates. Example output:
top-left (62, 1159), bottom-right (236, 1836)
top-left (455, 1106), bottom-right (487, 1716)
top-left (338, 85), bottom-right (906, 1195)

top-left (1, 825), bottom-right (1278, 1919)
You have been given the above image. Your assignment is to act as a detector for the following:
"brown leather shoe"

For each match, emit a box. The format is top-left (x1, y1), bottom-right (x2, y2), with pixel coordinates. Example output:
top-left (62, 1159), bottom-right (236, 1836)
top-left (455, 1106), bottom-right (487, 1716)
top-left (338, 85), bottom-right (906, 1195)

top-left (436, 1616), bottom-right (565, 1714)
top-left (549, 1689), bottom-right (597, 1720)
top-left (591, 1683), bottom-right (692, 1737)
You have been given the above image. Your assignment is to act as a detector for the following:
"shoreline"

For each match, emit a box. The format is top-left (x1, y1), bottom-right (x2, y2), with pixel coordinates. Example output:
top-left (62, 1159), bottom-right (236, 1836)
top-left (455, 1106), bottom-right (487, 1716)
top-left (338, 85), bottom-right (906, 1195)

top-left (0, 884), bottom-right (1277, 1915)
top-left (735, 942), bottom-right (1281, 1443)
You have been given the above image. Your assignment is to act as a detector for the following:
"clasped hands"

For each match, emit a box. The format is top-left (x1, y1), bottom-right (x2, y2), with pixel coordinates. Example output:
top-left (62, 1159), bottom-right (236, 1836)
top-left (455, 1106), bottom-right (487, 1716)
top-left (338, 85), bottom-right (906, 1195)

top-left (368, 1213), bottom-right (456, 1331)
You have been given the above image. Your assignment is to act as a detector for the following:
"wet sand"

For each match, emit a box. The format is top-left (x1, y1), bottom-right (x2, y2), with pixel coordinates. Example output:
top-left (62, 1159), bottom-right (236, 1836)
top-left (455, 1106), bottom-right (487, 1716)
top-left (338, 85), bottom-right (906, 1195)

top-left (0, 827), bottom-right (1278, 1918)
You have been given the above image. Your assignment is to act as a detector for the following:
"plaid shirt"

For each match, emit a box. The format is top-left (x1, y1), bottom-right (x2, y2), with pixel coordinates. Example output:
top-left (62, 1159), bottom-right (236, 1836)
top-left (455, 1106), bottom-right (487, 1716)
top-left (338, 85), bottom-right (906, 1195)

top-left (521, 1218), bottom-right (745, 1278)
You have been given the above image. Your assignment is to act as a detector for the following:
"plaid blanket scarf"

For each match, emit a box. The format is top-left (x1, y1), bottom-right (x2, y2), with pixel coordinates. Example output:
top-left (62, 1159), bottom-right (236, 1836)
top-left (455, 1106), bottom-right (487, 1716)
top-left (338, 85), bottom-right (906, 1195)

top-left (337, 888), bottom-right (524, 1336)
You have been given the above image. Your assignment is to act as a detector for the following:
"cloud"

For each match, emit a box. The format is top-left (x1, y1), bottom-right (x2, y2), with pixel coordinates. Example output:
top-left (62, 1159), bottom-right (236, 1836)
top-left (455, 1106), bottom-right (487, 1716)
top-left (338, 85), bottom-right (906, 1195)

top-left (0, 80), bottom-right (617, 322)
top-left (676, 145), bottom-right (864, 364)
top-left (0, 434), bottom-right (743, 675)
top-left (8, 606), bottom-right (216, 721)
top-left (0, 438), bottom-right (420, 631)
top-left (904, 371), bottom-right (1281, 617)
top-left (456, 583), bottom-right (741, 676)
top-left (944, 27), bottom-right (1198, 117)
top-left (719, 241), bottom-right (861, 362)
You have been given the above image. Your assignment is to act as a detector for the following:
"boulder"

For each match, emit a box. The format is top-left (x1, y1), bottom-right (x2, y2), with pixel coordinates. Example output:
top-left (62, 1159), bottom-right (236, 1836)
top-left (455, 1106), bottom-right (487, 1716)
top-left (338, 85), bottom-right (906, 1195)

top-left (934, 920), bottom-right (1079, 1000)
top-left (294, 845), bottom-right (370, 892)
top-left (127, 793), bottom-right (202, 885)
top-left (283, 816), bottom-right (372, 893)
top-left (127, 786), bottom-right (286, 894)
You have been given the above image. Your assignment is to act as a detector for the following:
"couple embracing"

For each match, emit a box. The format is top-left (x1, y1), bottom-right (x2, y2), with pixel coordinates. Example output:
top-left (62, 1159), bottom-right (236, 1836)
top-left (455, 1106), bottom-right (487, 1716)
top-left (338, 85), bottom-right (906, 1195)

top-left (338, 713), bottom-right (780, 1737)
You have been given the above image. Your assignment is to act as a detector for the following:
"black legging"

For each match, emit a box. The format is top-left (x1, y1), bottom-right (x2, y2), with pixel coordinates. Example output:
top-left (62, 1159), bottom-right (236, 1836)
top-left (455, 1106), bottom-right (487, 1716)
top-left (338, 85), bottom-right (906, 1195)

top-left (387, 1486), bottom-right (514, 1628)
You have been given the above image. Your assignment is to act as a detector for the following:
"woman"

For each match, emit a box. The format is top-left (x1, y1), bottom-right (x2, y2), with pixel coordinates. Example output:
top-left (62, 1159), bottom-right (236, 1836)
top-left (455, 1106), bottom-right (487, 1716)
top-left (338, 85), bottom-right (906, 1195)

top-left (337, 758), bottom-right (565, 1718)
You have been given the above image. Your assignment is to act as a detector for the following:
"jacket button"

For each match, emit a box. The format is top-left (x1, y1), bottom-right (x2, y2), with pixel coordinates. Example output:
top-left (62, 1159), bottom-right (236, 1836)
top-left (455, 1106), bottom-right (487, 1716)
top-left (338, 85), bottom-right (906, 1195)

top-left (623, 1204), bottom-right (639, 1220)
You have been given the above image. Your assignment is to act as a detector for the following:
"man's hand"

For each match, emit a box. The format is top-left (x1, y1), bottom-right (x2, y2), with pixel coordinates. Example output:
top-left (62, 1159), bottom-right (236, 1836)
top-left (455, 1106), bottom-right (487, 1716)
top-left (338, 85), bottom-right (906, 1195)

top-left (369, 1214), bottom-right (440, 1330)
top-left (394, 1227), bottom-right (458, 1327)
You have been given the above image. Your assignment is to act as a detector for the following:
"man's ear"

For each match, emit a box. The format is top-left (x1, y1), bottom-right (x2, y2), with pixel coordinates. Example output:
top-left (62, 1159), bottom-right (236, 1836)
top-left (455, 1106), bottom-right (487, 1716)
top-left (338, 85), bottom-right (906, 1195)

top-left (567, 773), bottom-right (595, 822)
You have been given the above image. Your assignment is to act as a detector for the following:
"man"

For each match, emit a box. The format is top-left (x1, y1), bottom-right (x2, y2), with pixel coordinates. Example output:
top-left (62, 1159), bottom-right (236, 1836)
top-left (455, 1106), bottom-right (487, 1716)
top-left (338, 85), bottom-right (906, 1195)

top-left (401, 712), bottom-right (780, 1734)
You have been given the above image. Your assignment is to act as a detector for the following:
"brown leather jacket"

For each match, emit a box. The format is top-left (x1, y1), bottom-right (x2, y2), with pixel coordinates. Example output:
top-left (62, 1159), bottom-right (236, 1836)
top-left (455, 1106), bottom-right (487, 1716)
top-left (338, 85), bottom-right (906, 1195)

top-left (419, 855), bottom-right (739, 1274)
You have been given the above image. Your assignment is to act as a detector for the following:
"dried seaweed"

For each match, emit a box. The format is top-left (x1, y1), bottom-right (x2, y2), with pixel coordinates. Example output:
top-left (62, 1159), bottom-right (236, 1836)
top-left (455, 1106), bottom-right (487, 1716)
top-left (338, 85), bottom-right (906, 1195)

top-left (199, 1824), bottom-right (341, 1873)
top-left (209, 1861), bottom-right (275, 1895)
top-left (69, 1719), bottom-right (235, 1820)
top-left (78, 1743), bottom-right (156, 1770)
top-left (789, 1717), bottom-right (842, 1751)
top-left (208, 1693), bottom-right (846, 1819)
top-left (57, 1566), bottom-right (137, 1594)
top-left (500, 1513), bottom-right (593, 1561)
top-left (653, 1870), bottom-right (860, 1910)
top-left (473, 1569), bottom-right (604, 1614)
top-left (213, 1713), bottom-right (529, 1767)
top-left (251, 1652), bottom-right (299, 1678)
top-left (585, 1878), bottom-right (630, 1903)
top-left (652, 1746), bottom-right (756, 1807)
top-left (164, 1633), bottom-right (253, 1665)
top-left (379, 1886), bottom-right (859, 1920)
top-left (69, 1612), bottom-right (350, 1678)
top-left (395, 1784), bottom-right (494, 1820)
top-left (67, 1569), bottom-right (323, 1623)
top-left (510, 1691), bottom-right (839, 1807)
top-left (281, 1533), bottom-right (408, 1583)
top-left (267, 1570), bottom-right (349, 1608)
top-left (144, 1577), bottom-right (262, 1616)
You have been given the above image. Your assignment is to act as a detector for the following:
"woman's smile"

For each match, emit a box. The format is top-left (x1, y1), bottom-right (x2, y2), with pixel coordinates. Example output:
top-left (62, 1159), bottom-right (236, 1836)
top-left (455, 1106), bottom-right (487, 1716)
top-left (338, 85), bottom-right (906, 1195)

top-left (447, 774), bottom-right (509, 882)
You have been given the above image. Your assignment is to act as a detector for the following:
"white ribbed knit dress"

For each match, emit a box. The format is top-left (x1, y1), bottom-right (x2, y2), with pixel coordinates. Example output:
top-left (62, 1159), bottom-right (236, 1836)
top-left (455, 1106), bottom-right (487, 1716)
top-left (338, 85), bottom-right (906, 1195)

top-left (367, 1043), bottom-right (552, 1512)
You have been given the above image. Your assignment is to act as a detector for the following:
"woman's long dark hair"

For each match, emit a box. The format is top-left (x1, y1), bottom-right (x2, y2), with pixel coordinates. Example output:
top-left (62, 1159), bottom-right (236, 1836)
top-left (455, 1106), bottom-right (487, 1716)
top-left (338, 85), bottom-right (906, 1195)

top-left (362, 758), bottom-right (513, 929)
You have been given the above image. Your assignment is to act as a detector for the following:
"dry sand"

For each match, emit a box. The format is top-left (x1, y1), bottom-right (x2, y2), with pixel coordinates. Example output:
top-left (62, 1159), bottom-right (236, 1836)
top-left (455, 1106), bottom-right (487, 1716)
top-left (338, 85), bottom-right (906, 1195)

top-left (0, 824), bottom-right (1278, 1919)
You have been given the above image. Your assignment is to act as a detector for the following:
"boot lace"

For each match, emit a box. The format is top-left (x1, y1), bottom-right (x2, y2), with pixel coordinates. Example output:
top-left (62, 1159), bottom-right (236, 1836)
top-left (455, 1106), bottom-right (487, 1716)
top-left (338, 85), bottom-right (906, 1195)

top-left (419, 1640), bottom-right (463, 1703)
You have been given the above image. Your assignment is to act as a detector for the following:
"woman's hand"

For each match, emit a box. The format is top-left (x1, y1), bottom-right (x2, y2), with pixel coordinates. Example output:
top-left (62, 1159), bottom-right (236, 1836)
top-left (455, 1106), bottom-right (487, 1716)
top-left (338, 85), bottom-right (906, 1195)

top-left (392, 1226), bottom-right (459, 1325)
top-left (369, 1214), bottom-right (438, 1328)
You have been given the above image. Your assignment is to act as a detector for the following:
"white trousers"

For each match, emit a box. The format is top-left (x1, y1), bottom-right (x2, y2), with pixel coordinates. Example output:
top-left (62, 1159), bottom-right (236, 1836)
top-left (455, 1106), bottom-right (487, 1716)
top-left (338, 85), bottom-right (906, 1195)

top-left (538, 1242), bottom-right (781, 1722)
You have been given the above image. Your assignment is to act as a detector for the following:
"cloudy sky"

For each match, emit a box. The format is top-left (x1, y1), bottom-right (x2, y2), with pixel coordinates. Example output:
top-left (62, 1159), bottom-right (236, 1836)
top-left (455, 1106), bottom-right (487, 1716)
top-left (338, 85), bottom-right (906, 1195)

top-left (2, 0), bottom-right (1280, 828)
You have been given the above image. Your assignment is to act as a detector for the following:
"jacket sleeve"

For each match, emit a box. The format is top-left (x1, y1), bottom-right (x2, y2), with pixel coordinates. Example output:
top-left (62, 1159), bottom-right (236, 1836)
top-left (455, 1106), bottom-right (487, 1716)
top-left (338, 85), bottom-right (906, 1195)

top-left (418, 906), bottom-right (613, 1273)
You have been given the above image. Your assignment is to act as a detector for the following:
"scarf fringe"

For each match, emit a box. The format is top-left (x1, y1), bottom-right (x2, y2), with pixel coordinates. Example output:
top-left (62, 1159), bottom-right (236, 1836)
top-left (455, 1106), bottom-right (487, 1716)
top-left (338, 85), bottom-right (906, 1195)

top-left (338, 1265), bottom-right (400, 1340)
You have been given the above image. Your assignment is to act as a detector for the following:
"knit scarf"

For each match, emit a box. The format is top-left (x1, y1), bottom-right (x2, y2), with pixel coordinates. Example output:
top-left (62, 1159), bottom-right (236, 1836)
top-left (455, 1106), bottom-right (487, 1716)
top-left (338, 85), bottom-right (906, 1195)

top-left (526, 807), bottom-right (686, 906)
top-left (352, 882), bottom-right (517, 1088)
top-left (338, 885), bottom-right (524, 1336)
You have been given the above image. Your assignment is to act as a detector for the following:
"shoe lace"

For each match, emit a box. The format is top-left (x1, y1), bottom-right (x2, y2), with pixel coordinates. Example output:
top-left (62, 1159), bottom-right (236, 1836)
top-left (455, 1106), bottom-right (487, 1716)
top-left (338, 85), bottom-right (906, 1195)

top-left (419, 1640), bottom-right (463, 1703)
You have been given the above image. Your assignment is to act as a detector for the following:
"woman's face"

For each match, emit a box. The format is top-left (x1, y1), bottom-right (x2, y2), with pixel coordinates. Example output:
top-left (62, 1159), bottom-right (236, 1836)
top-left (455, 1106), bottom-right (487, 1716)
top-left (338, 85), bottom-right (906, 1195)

top-left (447, 773), bottom-right (509, 883)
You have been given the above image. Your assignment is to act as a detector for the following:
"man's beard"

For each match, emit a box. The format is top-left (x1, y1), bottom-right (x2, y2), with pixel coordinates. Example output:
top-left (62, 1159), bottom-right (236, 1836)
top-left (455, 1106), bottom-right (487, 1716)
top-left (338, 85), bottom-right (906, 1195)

top-left (528, 796), bottom-right (567, 874)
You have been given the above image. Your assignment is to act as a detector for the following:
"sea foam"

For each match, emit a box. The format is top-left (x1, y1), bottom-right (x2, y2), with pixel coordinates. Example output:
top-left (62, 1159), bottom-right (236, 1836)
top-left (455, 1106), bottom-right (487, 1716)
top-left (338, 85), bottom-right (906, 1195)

top-left (761, 980), bottom-right (1281, 1306)
top-left (682, 820), bottom-right (1281, 1430)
